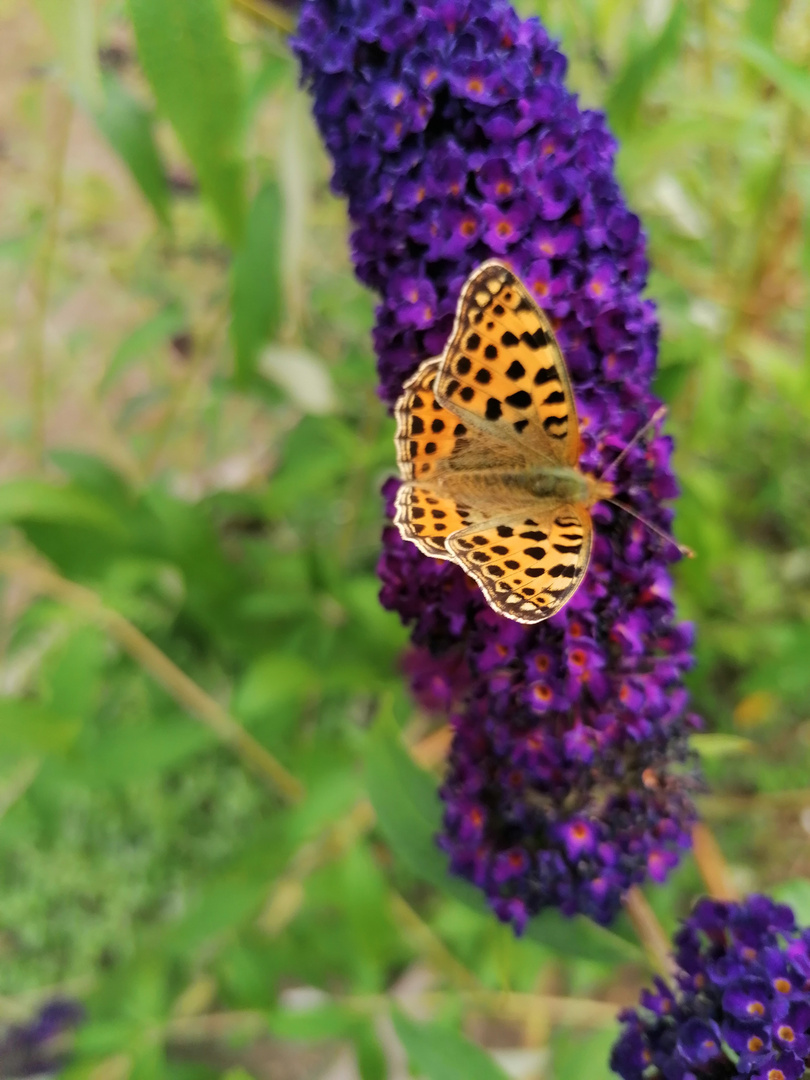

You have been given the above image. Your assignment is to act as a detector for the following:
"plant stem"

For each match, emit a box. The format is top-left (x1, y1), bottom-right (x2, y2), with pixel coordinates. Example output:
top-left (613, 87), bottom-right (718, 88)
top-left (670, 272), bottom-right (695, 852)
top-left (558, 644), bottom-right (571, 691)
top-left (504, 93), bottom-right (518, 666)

top-left (0, 550), bottom-right (305, 804)
top-left (623, 887), bottom-right (675, 981)
top-left (27, 87), bottom-right (73, 471)
top-left (692, 821), bottom-right (739, 901)
top-left (231, 0), bottom-right (295, 34)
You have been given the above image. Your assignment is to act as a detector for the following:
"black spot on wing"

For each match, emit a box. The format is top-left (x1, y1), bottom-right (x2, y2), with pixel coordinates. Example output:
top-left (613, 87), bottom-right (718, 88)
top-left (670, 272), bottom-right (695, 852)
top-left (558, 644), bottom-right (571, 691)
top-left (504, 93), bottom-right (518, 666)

top-left (453, 423), bottom-right (467, 436)
top-left (553, 543), bottom-right (582, 555)
top-left (431, 418), bottom-right (444, 433)
top-left (505, 360), bottom-right (525, 380)
top-left (485, 398), bottom-right (502, 421)
top-left (425, 442), bottom-right (437, 454)
top-left (497, 525), bottom-right (513, 537)
top-left (521, 328), bottom-right (548, 350)
top-left (411, 416), bottom-right (424, 434)
top-left (456, 356), bottom-right (472, 375)
top-left (534, 366), bottom-right (557, 385)
top-left (549, 564), bottom-right (577, 579)
top-left (475, 368), bottom-right (492, 384)
top-left (484, 344), bottom-right (498, 360)
top-left (520, 529), bottom-right (548, 540)
top-left (513, 419), bottom-right (529, 434)
top-left (544, 390), bottom-right (566, 405)
top-left (460, 386), bottom-right (475, 402)
top-left (501, 331), bottom-right (519, 346)
top-left (505, 390), bottom-right (532, 409)
top-left (543, 415), bottom-right (567, 436)
top-left (524, 546), bottom-right (546, 560)
top-left (466, 333), bottom-right (480, 350)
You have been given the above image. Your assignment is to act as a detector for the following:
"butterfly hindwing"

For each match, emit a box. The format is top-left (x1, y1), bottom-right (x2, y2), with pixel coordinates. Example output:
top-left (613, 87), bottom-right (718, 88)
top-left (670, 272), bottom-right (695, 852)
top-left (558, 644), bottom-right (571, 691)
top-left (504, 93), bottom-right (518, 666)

top-left (435, 261), bottom-right (579, 467)
top-left (394, 483), bottom-right (482, 560)
top-left (446, 504), bottom-right (593, 623)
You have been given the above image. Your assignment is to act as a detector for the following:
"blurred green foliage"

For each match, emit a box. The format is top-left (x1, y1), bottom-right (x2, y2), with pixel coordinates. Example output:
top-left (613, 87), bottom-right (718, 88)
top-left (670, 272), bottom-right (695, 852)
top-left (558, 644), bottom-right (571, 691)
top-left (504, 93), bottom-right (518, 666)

top-left (0, 0), bottom-right (808, 1076)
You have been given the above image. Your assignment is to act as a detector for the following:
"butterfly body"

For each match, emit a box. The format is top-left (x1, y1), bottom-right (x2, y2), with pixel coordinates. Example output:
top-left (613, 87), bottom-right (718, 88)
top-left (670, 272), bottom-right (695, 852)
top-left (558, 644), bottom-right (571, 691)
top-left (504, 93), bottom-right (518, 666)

top-left (393, 261), bottom-right (615, 624)
top-left (431, 464), bottom-right (610, 511)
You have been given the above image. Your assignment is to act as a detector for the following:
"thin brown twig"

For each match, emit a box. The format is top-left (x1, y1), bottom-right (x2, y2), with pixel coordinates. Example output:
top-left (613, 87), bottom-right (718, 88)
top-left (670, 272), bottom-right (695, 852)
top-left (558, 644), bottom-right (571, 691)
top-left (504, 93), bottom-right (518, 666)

top-left (231, 0), bottom-right (295, 34)
top-left (692, 821), bottom-right (740, 901)
top-left (0, 550), bottom-right (305, 804)
top-left (391, 892), bottom-right (481, 992)
top-left (623, 887), bottom-right (676, 982)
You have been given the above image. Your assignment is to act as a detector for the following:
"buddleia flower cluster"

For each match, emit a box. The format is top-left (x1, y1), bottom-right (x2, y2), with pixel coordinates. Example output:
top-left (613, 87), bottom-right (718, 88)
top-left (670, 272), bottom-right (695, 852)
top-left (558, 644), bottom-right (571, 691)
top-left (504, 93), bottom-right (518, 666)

top-left (613, 895), bottom-right (810, 1080)
top-left (0, 999), bottom-right (83, 1078)
top-left (294, 0), bottom-right (701, 928)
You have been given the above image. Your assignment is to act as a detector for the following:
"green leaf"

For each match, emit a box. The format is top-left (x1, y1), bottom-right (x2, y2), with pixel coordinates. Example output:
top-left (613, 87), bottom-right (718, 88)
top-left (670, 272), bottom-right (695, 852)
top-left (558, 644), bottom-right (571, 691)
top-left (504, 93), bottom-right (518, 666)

top-left (393, 1012), bottom-right (509, 1080)
top-left (231, 181), bottom-right (283, 381)
top-left (0, 699), bottom-right (82, 756)
top-left (67, 722), bottom-right (214, 786)
top-left (34, 0), bottom-right (101, 104)
top-left (128, 0), bottom-right (247, 244)
top-left (0, 479), bottom-right (127, 537)
top-left (94, 74), bottom-right (170, 227)
top-left (365, 716), bottom-right (642, 966)
top-left (100, 305), bottom-right (186, 393)
top-left (690, 733), bottom-right (755, 758)
top-left (605, 2), bottom-right (686, 136)
top-left (352, 1024), bottom-right (388, 1080)
top-left (736, 38), bottom-right (810, 111)
top-left (268, 1004), bottom-right (359, 1041)
top-left (551, 1024), bottom-right (620, 1080)
top-left (745, 0), bottom-right (780, 44)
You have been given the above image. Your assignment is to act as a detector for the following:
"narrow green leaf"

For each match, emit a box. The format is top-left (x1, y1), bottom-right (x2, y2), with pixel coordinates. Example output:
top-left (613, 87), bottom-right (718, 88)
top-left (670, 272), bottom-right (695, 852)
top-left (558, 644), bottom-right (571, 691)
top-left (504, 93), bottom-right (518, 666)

top-left (128, 0), bottom-right (247, 243)
top-left (231, 180), bottom-right (283, 381)
top-left (352, 1025), bottom-right (388, 1080)
top-left (365, 717), bottom-right (642, 965)
top-left (605, 2), bottom-right (686, 136)
top-left (691, 733), bottom-right (755, 758)
top-left (745, 0), bottom-right (780, 44)
top-left (0, 479), bottom-right (127, 537)
top-left (100, 305), bottom-right (185, 393)
top-left (393, 1012), bottom-right (509, 1080)
top-left (94, 74), bottom-right (170, 227)
top-left (737, 38), bottom-right (810, 111)
top-left (34, 0), bottom-right (101, 104)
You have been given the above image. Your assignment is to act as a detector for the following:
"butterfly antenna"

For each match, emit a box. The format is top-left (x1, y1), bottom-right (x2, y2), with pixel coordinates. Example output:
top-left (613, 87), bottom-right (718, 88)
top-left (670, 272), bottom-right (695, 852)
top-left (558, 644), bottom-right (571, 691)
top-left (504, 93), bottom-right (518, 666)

top-left (599, 405), bottom-right (668, 481)
top-left (607, 498), bottom-right (694, 558)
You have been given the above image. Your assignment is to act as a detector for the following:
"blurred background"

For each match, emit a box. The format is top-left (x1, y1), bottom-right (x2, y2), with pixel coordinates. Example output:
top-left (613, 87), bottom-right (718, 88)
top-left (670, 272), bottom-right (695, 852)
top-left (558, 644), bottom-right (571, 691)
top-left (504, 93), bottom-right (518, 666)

top-left (0, 0), bottom-right (809, 1077)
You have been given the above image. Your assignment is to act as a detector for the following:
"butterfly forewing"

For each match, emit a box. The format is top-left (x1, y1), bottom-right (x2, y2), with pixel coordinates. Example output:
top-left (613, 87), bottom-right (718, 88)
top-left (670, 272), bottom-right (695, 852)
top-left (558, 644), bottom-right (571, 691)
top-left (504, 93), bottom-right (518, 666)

top-left (435, 261), bottom-right (579, 467)
top-left (446, 505), bottom-right (593, 623)
top-left (394, 357), bottom-right (473, 482)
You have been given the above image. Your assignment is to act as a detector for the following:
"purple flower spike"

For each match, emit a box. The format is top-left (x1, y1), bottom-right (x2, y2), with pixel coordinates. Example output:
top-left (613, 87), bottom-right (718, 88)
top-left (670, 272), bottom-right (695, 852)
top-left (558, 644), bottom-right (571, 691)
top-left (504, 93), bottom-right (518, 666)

top-left (294, 0), bottom-right (700, 929)
top-left (613, 896), bottom-right (810, 1080)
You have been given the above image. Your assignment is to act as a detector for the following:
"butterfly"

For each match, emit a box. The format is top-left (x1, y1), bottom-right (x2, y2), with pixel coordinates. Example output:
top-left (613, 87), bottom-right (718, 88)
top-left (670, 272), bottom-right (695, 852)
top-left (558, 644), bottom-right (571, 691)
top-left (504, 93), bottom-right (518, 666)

top-left (393, 259), bottom-right (617, 624)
